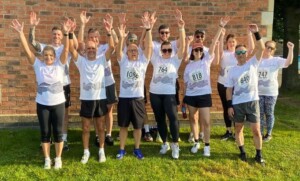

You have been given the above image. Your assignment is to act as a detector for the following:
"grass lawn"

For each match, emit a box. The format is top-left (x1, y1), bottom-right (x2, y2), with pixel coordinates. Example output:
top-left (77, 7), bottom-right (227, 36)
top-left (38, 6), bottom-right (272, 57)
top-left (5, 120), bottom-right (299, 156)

top-left (0, 92), bottom-right (299, 180)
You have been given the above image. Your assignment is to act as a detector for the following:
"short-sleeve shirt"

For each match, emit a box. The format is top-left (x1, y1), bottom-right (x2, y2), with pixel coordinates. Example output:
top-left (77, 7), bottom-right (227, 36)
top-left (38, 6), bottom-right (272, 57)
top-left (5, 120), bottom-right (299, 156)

top-left (97, 44), bottom-right (115, 87)
top-left (150, 54), bottom-right (182, 94)
top-left (75, 55), bottom-right (107, 100)
top-left (40, 43), bottom-right (71, 86)
top-left (118, 54), bottom-right (149, 98)
top-left (258, 57), bottom-right (287, 96)
top-left (218, 50), bottom-right (237, 85)
top-left (184, 53), bottom-right (214, 96)
top-left (226, 56), bottom-right (260, 105)
top-left (34, 58), bottom-right (65, 106)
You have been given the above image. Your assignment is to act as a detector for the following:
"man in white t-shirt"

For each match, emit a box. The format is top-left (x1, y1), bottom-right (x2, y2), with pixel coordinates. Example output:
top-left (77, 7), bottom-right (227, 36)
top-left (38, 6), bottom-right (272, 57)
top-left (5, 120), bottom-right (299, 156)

top-left (28, 12), bottom-right (78, 151)
top-left (78, 11), bottom-right (119, 147)
top-left (115, 12), bottom-right (153, 160)
top-left (69, 17), bottom-right (115, 164)
top-left (225, 24), bottom-right (266, 165)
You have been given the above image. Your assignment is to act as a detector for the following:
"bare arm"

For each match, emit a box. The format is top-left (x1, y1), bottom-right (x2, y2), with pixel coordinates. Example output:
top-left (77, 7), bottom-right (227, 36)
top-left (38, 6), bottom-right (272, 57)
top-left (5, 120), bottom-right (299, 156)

top-left (219, 28), bottom-right (225, 60)
top-left (182, 36), bottom-right (193, 63)
top-left (141, 11), bottom-right (156, 51)
top-left (60, 19), bottom-right (72, 65)
top-left (248, 24), bottom-right (265, 61)
top-left (29, 11), bottom-right (42, 52)
top-left (141, 12), bottom-right (153, 60)
top-left (78, 11), bottom-right (90, 43)
top-left (212, 42), bottom-right (220, 66)
top-left (11, 19), bottom-right (35, 65)
top-left (116, 22), bottom-right (126, 61)
top-left (285, 41), bottom-right (294, 66)
top-left (103, 14), bottom-right (115, 61)
top-left (247, 29), bottom-right (255, 54)
top-left (175, 10), bottom-right (186, 59)
top-left (226, 87), bottom-right (234, 119)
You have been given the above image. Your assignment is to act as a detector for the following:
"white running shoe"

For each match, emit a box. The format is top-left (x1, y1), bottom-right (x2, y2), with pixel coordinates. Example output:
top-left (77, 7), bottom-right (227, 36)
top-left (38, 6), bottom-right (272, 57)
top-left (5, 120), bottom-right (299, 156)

top-left (159, 143), bottom-right (170, 154)
top-left (156, 132), bottom-right (163, 143)
top-left (44, 158), bottom-right (51, 169)
top-left (191, 142), bottom-right (200, 154)
top-left (99, 150), bottom-right (106, 163)
top-left (171, 143), bottom-right (180, 159)
top-left (203, 146), bottom-right (210, 157)
top-left (81, 152), bottom-right (90, 164)
top-left (188, 132), bottom-right (195, 143)
top-left (54, 157), bottom-right (62, 170)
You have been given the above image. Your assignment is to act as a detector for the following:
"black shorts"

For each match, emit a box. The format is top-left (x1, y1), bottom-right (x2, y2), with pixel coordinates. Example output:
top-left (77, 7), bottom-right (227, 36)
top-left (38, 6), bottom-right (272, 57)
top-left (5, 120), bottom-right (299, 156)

top-left (106, 83), bottom-right (118, 105)
top-left (63, 84), bottom-right (71, 108)
top-left (80, 100), bottom-right (108, 118)
top-left (183, 94), bottom-right (212, 108)
top-left (175, 79), bottom-right (180, 105)
top-left (117, 97), bottom-right (146, 129)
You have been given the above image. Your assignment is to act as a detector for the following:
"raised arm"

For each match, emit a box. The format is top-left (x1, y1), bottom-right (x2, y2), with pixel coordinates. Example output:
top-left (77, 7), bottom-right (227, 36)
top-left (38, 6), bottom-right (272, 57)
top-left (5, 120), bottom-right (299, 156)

top-left (29, 11), bottom-right (42, 52)
top-left (11, 19), bottom-right (35, 65)
top-left (247, 29), bottom-right (255, 54)
top-left (285, 41), bottom-right (294, 67)
top-left (60, 19), bottom-right (72, 65)
top-left (103, 14), bottom-right (115, 61)
top-left (209, 16), bottom-right (230, 57)
top-left (117, 13), bottom-right (129, 50)
top-left (182, 35), bottom-right (193, 63)
top-left (140, 11), bottom-right (156, 51)
top-left (69, 18), bottom-right (78, 50)
top-left (141, 12), bottom-right (153, 60)
top-left (116, 14), bottom-right (127, 61)
top-left (175, 9), bottom-right (186, 59)
top-left (248, 24), bottom-right (265, 61)
top-left (78, 11), bottom-right (90, 43)
top-left (219, 28), bottom-right (226, 59)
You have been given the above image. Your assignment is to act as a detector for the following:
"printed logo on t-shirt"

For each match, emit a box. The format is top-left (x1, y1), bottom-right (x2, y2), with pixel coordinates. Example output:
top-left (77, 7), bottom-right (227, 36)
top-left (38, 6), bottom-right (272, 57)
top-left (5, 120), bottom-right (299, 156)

top-left (238, 71), bottom-right (250, 88)
top-left (37, 82), bottom-right (63, 94)
top-left (82, 82), bottom-right (103, 91)
top-left (104, 66), bottom-right (111, 77)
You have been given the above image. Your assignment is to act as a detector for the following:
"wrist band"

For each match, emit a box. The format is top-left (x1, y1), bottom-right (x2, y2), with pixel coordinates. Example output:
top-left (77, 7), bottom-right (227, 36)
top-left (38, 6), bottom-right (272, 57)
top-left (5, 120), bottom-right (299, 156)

top-left (178, 28), bottom-right (184, 31)
top-left (107, 33), bottom-right (111, 36)
top-left (219, 24), bottom-right (224, 28)
top-left (227, 100), bottom-right (233, 108)
top-left (146, 28), bottom-right (151, 31)
top-left (254, 32), bottom-right (261, 41)
top-left (68, 33), bottom-right (73, 39)
top-left (64, 33), bottom-right (68, 36)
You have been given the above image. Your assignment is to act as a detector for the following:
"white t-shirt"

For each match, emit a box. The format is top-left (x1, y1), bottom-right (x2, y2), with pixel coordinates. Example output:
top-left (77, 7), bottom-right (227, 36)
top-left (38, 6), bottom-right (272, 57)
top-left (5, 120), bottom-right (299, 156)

top-left (226, 56), bottom-right (260, 105)
top-left (150, 54), bottom-right (181, 94)
top-left (97, 44), bottom-right (115, 87)
top-left (75, 55), bottom-right (107, 100)
top-left (258, 57), bottom-right (287, 96)
top-left (184, 53), bottom-right (214, 96)
top-left (34, 58), bottom-right (65, 106)
top-left (218, 50), bottom-right (237, 85)
top-left (118, 54), bottom-right (149, 98)
top-left (40, 43), bottom-right (71, 86)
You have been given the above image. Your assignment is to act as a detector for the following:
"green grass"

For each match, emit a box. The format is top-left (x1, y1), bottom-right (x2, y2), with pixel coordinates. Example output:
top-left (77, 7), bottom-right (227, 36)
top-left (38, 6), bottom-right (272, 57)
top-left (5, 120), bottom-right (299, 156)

top-left (0, 92), bottom-right (299, 180)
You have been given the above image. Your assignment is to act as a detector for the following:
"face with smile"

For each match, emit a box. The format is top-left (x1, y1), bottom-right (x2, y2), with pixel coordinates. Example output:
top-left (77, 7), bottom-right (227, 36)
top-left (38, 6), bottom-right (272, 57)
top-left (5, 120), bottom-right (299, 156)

top-left (159, 28), bottom-right (170, 42)
top-left (227, 37), bottom-right (237, 51)
top-left (127, 44), bottom-right (139, 61)
top-left (52, 29), bottom-right (63, 46)
top-left (88, 31), bottom-right (100, 47)
top-left (86, 41), bottom-right (97, 60)
top-left (42, 47), bottom-right (56, 65)
top-left (194, 33), bottom-right (205, 44)
top-left (235, 46), bottom-right (248, 65)
top-left (264, 41), bottom-right (276, 57)
top-left (161, 44), bottom-right (172, 59)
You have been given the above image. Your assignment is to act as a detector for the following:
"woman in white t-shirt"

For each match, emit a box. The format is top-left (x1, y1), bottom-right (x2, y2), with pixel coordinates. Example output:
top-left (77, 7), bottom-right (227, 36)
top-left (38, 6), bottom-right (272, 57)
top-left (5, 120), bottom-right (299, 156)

top-left (217, 29), bottom-right (254, 140)
top-left (11, 19), bottom-right (70, 169)
top-left (183, 17), bottom-right (229, 157)
top-left (258, 40), bottom-right (294, 142)
top-left (149, 9), bottom-right (185, 159)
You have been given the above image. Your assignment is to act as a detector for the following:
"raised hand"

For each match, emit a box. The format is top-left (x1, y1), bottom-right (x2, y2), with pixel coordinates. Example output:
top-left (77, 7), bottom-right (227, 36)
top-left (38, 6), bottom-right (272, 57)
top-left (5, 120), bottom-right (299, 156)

top-left (186, 35), bottom-right (194, 44)
top-left (248, 24), bottom-right (259, 33)
top-left (69, 18), bottom-right (77, 33)
top-left (103, 14), bottom-right (113, 34)
top-left (118, 13), bottom-right (127, 26)
top-left (220, 16), bottom-right (230, 28)
top-left (150, 11), bottom-right (157, 29)
top-left (62, 19), bottom-right (72, 33)
top-left (175, 9), bottom-right (183, 22)
top-left (80, 11), bottom-right (90, 25)
top-left (141, 12), bottom-right (151, 30)
top-left (287, 41), bottom-right (294, 49)
top-left (177, 19), bottom-right (185, 29)
top-left (30, 12), bottom-right (40, 27)
top-left (11, 19), bottom-right (24, 33)
top-left (117, 23), bottom-right (127, 39)
top-left (105, 13), bottom-right (113, 26)
top-left (221, 28), bottom-right (226, 36)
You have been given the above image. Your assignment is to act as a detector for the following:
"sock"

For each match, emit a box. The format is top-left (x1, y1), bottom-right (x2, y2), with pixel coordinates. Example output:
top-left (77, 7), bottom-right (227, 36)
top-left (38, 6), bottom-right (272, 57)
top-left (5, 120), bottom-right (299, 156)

top-left (55, 157), bottom-right (61, 160)
top-left (62, 134), bottom-right (67, 141)
top-left (106, 134), bottom-right (111, 137)
top-left (256, 149), bottom-right (262, 157)
top-left (144, 124), bottom-right (150, 133)
top-left (45, 157), bottom-right (50, 160)
top-left (84, 149), bottom-right (90, 155)
top-left (95, 134), bottom-right (98, 138)
top-left (195, 139), bottom-right (199, 143)
top-left (239, 145), bottom-right (245, 153)
top-left (99, 148), bottom-right (104, 153)
top-left (205, 143), bottom-right (210, 146)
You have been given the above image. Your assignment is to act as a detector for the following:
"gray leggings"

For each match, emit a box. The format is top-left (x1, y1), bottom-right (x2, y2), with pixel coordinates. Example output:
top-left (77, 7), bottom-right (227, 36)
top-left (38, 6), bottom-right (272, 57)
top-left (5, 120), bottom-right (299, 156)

top-left (37, 102), bottom-right (65, 143)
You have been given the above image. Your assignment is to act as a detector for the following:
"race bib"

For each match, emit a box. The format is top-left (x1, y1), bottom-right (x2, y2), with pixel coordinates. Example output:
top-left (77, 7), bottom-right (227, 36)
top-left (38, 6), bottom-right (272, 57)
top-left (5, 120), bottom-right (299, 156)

top-left (125, 67), bottom-right (140, 82)
top-left (156, 65), bottom-right (168, 75)
top-left (189, 69), bottom-right (204, 83)
top-left (258, 68), bottom-right (270, 80)
top-left (238, 71), bottom-right (250, 87)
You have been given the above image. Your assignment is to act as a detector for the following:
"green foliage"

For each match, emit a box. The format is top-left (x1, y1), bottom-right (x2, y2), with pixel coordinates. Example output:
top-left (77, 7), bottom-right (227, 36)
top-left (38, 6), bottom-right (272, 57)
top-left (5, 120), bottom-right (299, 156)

top-left (0, 92), bottom-right (299, 180)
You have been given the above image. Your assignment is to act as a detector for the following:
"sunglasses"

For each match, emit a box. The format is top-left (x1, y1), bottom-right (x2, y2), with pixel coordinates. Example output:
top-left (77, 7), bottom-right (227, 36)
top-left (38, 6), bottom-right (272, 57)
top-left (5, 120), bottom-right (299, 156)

top-left (160, 31), bottom-right (170, 35)
top-left (195, 35), bottom-right (205, 39)
top-left (193, 48), bottom-right (203, 52)
top-left (266, 46), bottom-right (275, 51)
top-left (128, 49), bottom-right (138, 53)
top-left (129, 39), bottom-right (137, 43)
top-left (235, 50), bottom-right (247, 55)
top-left (161, 48), bottom-right (172, 54)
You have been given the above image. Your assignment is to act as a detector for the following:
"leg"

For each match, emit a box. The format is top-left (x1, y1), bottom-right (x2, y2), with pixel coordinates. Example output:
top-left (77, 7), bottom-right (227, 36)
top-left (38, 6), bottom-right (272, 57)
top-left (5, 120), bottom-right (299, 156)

top-left (188, 105), bottom-right (199, 141)
top-left (37, 103), bottom-right (51, 158)
top-left (96, 116), bottom-right (106, 149)
top-left (119, 127), bottom-right (128, 150)
top-left (199, 107), bottom-right (210, 144)
top-left (133, 128), bottom-right (142, 149)
top-left (82, 117), bottom-right (91, 149)
top-left (105, 103), bottom-right (114, 136)
top-left (51, 103), bottom-right (65, 158)
top-left (259, 96), bottom-right (266, 136)
top-left (250, 122), bottom-right (262, 150)
top-left (164, 95), bottom-right (179, 143)
top-left (265, 96), bottom-right (277, 136)
top-left (235, 123), bottom-right (245, 146)
top-left (218, 83), bottom-right (232, 132)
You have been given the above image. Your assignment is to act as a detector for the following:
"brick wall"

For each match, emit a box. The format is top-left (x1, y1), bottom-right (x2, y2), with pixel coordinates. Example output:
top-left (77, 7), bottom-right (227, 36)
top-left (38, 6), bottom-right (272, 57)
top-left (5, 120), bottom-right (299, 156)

top-left (0, 0), bottom-right (270, 116)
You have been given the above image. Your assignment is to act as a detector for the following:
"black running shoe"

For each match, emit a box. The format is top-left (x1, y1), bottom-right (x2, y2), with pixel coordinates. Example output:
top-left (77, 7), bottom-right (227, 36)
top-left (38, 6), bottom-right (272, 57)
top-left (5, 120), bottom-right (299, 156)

top-left (240, 152), bottom-right (247, 162)
top-left (221, 132), bottom-right (233, 141)
top-left (63, 141), bottom-right (70, 151)
top-left (255, 155), bottom-right (266, 166)
top-left (105, 135), bottom-right (114, 146)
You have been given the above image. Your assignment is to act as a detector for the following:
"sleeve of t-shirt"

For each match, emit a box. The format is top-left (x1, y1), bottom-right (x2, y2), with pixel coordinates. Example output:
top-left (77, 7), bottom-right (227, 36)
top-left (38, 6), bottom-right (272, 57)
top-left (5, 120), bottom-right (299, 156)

top-left (74, 54), bottom-right (84, 68)
top-left (171, 40), bottom-right (178, 53)
top-left (33, 57), bottom-right (42, 68)
top-left (39, 43), bottom-right (46, 54)
top-left (171, 55), bottom-right (181, 69)
top-left (97, 55), bottom-right (108, 67)
top-left (275, 57), bottom-right (288, 69)
top-left (203, 53), bottom-right (215, 65)
top-left (248, 55), bottom-right (259, 67)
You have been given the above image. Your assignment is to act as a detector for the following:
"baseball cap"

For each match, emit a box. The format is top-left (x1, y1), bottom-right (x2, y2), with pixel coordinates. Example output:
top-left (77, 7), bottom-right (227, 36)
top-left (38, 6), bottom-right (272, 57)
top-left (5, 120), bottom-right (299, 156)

top-left (194, 29), bottom-right (206, 35)
top-left (192, 43), bottom-right (203, 49)
top-left (128, 33), bottom-right (138, 41)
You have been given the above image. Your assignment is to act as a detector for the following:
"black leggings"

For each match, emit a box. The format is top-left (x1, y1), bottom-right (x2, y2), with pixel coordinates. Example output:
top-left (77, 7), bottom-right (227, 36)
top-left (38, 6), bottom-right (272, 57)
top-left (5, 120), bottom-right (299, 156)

top-left (37, 102), bottom-right (65, 143)
top-left (217, 83), bottom-right (232, 128)
top-left (150, 93), bottom-right (179, 142)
